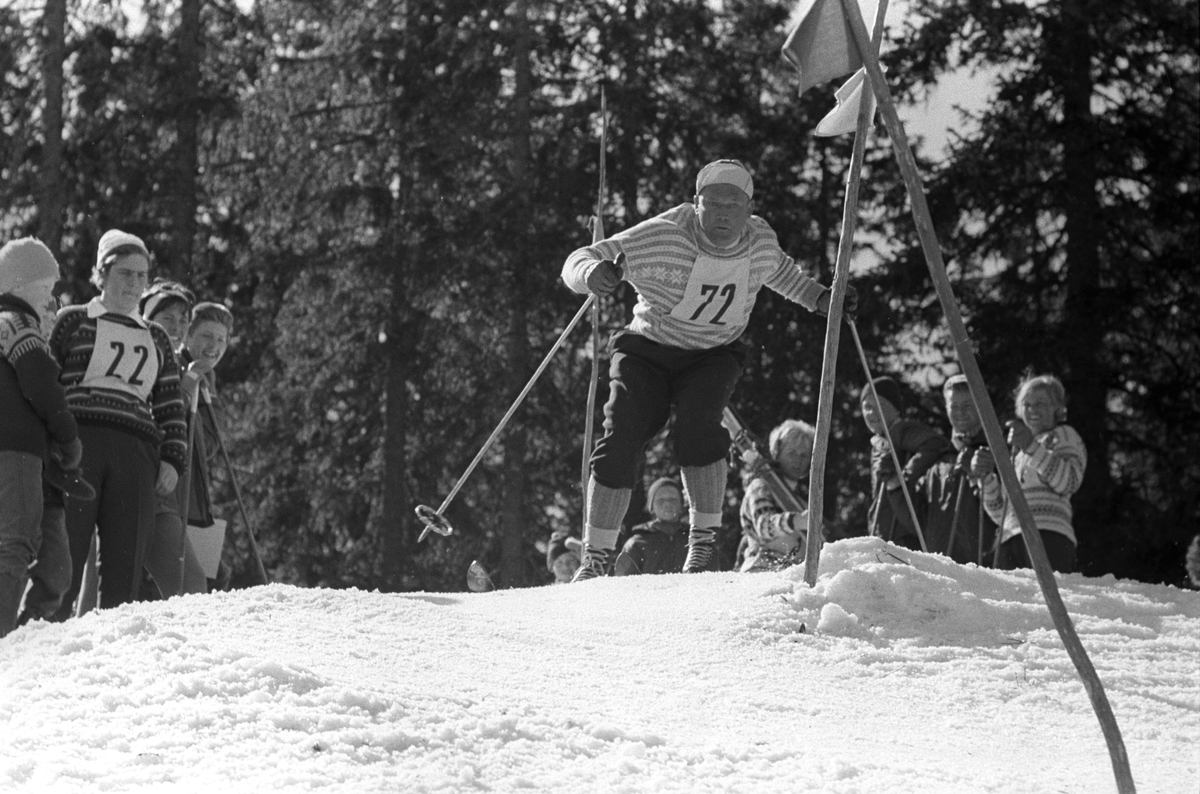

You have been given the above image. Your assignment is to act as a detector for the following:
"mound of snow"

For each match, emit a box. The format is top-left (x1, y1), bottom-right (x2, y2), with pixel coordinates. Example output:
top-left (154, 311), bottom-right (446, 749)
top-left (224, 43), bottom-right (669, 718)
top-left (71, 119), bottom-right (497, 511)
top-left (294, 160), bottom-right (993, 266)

top-left (2, 537), bottom-right (1196, 793)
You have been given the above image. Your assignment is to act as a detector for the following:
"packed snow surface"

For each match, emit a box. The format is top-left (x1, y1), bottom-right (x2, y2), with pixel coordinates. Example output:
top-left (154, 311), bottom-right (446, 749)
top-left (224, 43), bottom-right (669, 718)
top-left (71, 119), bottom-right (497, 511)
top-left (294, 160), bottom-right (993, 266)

top-left (2, 537), bottom-right (1197, 793)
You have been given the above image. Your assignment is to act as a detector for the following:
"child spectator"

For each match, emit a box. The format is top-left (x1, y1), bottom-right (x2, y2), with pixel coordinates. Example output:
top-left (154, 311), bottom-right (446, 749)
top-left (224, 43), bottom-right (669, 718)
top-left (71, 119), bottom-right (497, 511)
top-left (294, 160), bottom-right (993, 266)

top-left (916, 375), bottom-right (998, 565)
top-left (971, 373), bottom-right (1086, 573)
top-left (618, 477), bottom-right (688, 575)
top-left (861, 376), bottom-right (952, 550)
top-left (0, 238), bottom-right (80, 636)
top-left (49, 229), bottom-right (187, 615)
top-left (738, 419), bottom-right (815, 573)
top-left (139, 280), bottom-right (208, 598)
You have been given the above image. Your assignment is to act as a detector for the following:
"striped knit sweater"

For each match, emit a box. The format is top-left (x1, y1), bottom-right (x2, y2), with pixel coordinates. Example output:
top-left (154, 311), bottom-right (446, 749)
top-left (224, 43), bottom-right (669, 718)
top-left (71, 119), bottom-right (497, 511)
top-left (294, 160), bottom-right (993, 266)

top-left (49, 299), bottom-right (187, 475)
top-left (739, 475), bottom-right (808, 572)
top-left (562, 204), bottom-right (826, 349)
top-left (981, 424), bottom-right (1087, 546)
top-left (0, 295), bottom-right (78, 456)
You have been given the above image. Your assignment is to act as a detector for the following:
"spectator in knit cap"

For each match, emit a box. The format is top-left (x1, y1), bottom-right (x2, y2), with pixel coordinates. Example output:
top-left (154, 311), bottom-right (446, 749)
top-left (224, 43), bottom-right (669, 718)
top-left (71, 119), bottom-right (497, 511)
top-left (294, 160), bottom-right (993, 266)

top-left (616, 477), bottom-right (689, 575)
top-left (47, 229), bottom-right (187, 616)
top-left (0, 238), bottom-right (80, 636)
top-left (860, 375), bottom-right (952, 550)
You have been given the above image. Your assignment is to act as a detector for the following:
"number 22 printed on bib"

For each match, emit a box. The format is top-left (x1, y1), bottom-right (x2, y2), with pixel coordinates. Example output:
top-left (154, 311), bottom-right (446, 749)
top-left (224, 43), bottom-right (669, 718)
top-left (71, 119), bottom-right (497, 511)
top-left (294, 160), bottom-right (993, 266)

top-left (81, 318), bottom-right (160, 401)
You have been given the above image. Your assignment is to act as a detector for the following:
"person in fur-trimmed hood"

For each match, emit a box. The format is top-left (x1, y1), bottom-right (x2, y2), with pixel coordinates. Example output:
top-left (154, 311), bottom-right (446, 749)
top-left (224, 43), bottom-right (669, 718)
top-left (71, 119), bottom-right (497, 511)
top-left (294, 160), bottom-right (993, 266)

top-left (0, 238), bottom-right (80, 636)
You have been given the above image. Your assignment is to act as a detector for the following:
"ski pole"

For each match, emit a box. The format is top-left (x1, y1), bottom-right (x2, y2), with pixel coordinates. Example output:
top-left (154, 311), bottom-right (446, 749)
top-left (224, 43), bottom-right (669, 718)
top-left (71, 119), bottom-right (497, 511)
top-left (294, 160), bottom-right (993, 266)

top-left (581, 86), bottom-right (608, 536)
top-left (208, 393), bottom-right (270, 585)
top-left (417, 294), bottom-right (598, 542)
top-left (945, 473), bottom-right (967, 559)
top-left (848, 319), bottom-right (928, 553)
top-left (175, 375), bottom-right (201, 594)
top-left (977, 496), bottom-right (986, 567)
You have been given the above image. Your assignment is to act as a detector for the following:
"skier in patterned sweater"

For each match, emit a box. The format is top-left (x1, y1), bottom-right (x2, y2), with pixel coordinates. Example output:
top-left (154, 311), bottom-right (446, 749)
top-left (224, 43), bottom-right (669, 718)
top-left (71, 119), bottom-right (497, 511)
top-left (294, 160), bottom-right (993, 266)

top-left (0, 238), bottom-right (80, 637)
top-left (49, 230), bottom-right (187, 615)
top-left (561, 159), bottom-right (855, 580)
top-left (970, 373), bottom-right (1086, 573)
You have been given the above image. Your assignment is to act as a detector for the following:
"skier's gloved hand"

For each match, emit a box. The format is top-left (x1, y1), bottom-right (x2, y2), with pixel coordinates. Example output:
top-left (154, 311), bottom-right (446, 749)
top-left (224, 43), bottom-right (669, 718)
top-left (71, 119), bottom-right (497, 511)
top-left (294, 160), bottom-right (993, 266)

top-left (585, 253), bottom-right (625, 296)
top-left (843, 284), bottom-right (859, 319)
top-left (814, 284), bottom-right (858, 318)
top-left (969, 448), bottom-right (996, 480)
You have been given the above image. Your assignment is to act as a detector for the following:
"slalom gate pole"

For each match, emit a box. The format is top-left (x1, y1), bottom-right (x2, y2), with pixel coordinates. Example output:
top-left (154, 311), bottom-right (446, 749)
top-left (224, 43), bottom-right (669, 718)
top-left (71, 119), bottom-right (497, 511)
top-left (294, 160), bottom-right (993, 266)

top-left (417, 295), bottom-right (597, 542)
top-left (837, 0), bottom-right (1134, 788)
top-left (803, 0), bottom-right (890, 587)
top-left (209, 393), bottom-right (270, 586)
top-left (848, 319), bottom-right (928, 553)
top-left (581, 86), bottom-right (608, 538)
top-left (174, 378), bottom-right (201, 594)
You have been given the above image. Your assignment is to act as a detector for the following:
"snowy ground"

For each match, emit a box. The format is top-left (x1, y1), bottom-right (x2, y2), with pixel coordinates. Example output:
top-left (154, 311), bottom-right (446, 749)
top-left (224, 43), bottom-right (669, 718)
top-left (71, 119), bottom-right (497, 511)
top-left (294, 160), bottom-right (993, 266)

top-left (1, 536), bottom-right (1197, 793)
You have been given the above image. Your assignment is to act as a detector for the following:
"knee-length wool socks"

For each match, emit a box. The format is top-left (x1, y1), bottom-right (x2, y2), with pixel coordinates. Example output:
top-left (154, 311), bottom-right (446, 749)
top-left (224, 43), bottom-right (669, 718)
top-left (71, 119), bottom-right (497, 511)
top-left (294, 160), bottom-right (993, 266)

top-left (583, 458), bottom-right (728, 550)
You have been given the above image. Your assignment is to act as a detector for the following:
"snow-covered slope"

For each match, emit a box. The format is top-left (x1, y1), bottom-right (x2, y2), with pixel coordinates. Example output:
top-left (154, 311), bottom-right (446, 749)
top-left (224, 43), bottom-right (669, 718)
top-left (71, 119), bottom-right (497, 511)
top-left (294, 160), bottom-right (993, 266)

top-left (2, 537), bottom-right (1196, 793)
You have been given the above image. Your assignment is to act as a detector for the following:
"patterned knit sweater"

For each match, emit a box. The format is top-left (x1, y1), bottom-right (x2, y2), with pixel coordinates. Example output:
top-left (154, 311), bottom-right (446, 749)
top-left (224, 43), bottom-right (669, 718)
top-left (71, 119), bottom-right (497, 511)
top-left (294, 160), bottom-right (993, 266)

top-left (738, 475), bottom-right (808, 573)
top-left (49, 298), bottom-right (187, 475)
top-left (981, 424), bottom-right (1087, 546)
top-left (0, 295), bottom-right (78, 457)
top-left (561, 204), bottom-right (826, 349)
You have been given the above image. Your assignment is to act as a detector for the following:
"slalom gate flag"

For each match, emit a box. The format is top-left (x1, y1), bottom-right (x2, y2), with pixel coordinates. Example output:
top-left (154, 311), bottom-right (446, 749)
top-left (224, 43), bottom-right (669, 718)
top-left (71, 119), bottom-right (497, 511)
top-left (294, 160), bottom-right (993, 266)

top-left (814, 66), bottom-right (884, 137)
top-left (781, 0), bottom-right (875, 96)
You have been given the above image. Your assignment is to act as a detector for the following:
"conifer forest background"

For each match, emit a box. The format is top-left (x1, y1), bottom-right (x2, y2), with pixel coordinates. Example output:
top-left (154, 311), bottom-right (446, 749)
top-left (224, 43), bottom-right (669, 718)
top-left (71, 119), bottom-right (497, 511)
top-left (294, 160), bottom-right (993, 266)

top-left (2, 0), bottom-right (1196, 591)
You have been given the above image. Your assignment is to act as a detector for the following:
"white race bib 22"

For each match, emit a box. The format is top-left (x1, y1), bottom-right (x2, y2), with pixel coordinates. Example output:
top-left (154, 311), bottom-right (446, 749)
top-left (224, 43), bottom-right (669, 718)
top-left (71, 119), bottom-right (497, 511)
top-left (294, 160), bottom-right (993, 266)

top-left (81, 318), bottom-right (160, 401)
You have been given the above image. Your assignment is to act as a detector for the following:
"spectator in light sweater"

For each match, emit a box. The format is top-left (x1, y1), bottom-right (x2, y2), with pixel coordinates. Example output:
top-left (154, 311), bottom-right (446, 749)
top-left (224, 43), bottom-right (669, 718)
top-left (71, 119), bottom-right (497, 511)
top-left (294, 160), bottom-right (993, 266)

top-left (970, 373), bottom-right (1086, 573)
top-left (738, 419), bottom-right (815, 573)
top-left (48, 230), bottom-right (187, 616)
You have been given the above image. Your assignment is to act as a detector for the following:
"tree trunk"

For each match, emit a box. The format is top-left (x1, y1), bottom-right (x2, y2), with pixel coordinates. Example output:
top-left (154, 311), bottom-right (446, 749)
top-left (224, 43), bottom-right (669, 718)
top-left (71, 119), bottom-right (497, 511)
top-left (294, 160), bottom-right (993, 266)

top-left (171, 0), bottom-right (202, 280)
top-left (1055, 0), bottom-right (1113, 554)
top-left (382, 234), bottom-right (418, 591)
top-left (38, 0), bottom-right (66, 252)
top-left (498, 0), bottom-right (533, 588)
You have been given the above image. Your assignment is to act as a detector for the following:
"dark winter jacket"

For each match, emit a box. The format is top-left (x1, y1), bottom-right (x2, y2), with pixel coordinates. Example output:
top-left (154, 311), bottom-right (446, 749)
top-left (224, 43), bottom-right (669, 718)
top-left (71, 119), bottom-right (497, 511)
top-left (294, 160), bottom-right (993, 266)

top-left (0, 294), bottom-right (77, 458)
top-left (868, 418), bottom-right (953, 547)
top-left (621, 518), bottom-right (688, 575)
top-left (916, 430), bottom-right (997, 565)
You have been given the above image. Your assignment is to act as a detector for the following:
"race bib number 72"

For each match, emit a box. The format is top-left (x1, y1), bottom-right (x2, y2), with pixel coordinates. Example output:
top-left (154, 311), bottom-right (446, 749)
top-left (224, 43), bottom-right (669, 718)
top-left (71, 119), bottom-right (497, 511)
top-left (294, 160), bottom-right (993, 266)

top-left (80, 318), bottom-right (159, 401)
top-left (668, 254), bottom-right (750, 326)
